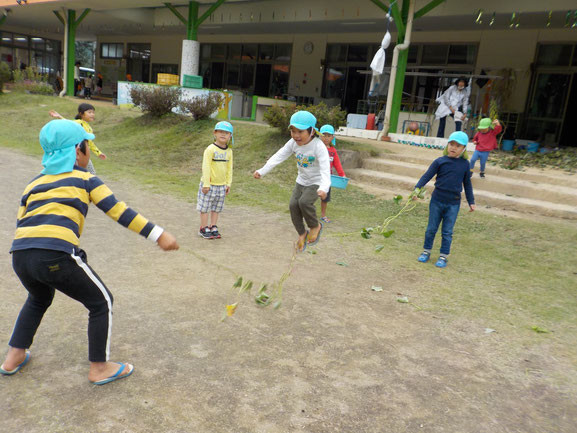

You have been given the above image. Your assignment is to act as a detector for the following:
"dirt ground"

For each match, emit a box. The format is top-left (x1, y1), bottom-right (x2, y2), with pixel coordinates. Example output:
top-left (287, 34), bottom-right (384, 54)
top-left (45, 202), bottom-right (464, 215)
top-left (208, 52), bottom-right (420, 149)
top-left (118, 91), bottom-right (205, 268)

top-left (1, 147), bottom-right (575, 433)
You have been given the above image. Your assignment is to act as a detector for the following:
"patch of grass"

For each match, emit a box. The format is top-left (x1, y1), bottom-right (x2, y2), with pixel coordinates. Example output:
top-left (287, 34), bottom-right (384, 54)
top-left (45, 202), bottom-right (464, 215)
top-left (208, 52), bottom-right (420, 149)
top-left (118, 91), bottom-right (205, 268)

top-left (1, 93), bottom-right (576, 358)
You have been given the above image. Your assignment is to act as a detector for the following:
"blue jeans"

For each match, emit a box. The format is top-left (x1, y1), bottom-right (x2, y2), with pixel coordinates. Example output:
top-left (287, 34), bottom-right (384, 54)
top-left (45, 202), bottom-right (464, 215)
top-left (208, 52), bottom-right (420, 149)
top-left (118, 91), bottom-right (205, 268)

top-left (470, 150), bottom-right (490, 172)
top-left (423, 198), bottom-right (460, 255)
top-left (436, 114), bottom-right (462, 138)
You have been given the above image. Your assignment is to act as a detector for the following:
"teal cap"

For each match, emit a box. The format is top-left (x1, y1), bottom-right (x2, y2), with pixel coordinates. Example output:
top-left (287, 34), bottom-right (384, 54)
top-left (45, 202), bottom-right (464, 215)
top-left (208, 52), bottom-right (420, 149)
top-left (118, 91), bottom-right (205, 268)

top-left (319, 124), bottom-right (336, 145)
top-left (477, 118), bottom-right (492, 129)
top-left (289, 111), bottom-right (318, 132)
top-left (39, 120), bottom-right (95, 175)
top-left (448, 131), bottom-right (468, 146)
top-left (214, 121), bottom-right (234, 145)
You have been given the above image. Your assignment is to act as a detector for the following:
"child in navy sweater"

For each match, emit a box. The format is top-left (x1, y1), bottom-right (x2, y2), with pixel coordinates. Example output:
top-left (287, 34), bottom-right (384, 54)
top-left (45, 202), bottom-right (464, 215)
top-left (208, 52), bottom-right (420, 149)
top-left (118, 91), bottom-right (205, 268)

top-left (414, 131), bottom-right (475, 268)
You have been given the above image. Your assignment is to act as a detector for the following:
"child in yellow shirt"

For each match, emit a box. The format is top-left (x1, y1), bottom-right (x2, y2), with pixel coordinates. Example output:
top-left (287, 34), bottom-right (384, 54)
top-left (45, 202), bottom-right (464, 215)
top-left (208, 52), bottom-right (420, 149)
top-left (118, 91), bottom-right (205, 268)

top-left (198, 121), bottom-right (234, 239)
top-left (49, 103), bottom-right (107, 174)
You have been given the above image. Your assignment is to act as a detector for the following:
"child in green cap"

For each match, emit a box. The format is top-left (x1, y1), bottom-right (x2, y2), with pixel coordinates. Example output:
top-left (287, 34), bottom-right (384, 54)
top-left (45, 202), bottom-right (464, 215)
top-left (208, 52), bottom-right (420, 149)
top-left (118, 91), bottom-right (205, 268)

top-left (470, 118), bottom-right (502, 178)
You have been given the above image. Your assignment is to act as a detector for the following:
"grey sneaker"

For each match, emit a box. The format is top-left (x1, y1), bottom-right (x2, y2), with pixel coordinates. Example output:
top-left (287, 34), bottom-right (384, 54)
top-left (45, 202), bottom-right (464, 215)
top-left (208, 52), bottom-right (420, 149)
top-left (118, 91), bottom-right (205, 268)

top-left (199, 226), bottom-right (213, 239)
top-left (210, 225), bottom-right (221, 239)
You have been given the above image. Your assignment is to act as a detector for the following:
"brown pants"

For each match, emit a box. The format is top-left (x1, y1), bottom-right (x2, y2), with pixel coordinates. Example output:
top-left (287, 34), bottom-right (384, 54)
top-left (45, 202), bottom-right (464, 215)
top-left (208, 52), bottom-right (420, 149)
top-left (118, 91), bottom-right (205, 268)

top-left (289, 183), bottom-right (320, 235)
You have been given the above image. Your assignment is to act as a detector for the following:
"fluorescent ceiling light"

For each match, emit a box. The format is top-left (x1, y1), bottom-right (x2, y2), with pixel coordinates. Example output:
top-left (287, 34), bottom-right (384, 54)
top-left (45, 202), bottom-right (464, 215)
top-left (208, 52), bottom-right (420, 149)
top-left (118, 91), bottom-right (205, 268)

top-left (341, 22), bottom-right (376, 25)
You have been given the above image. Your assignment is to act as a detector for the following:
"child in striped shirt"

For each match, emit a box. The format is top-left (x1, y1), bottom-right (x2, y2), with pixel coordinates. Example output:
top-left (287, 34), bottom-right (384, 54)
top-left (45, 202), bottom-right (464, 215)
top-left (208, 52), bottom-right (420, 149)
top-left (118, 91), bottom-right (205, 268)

top-left (1, 120), bottom-right (179, 385)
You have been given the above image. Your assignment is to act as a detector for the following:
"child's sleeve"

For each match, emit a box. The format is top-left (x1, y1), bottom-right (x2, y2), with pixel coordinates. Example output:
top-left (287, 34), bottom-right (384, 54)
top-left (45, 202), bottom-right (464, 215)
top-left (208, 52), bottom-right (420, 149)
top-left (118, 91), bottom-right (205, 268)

top-left (257, 140), bottom-right (294, 176)
top-left (473, 132), bottom-right (480, 144)
top-left (463, 169), bottom-right (475, 205)
top-left (201, 145), bottom-right (213, 186)
top-left (88, 176), bottom-right (164, 243)
top-left (317, 144), bottom-right (331, 193)
top-left (226, 149), bottom-right (233, 187)
top-left (415, 159), bottom-right (439, 189)
top-left (87, 140), bottom-right (102, 157)
top-left (332, 149), bottom-right (346, 177)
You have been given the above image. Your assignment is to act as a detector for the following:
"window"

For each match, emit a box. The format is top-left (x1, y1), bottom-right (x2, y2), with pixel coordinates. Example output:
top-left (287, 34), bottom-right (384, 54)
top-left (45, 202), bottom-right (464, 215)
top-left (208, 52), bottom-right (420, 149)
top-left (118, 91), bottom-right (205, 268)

top-left (326, 44), bottom-right (347, 62)
top-left (422, 45), bottom-right (448, 65)
top-left (448, 45), bottom-right (476, 65)
top-left (347, 45), bottom-right (368, 62)
top-left (100, 43), bottom-right (123, 59)
top-left (536, 44), bottom-right (573, 66)
top-left (200, 43), bottom-right (291, 96)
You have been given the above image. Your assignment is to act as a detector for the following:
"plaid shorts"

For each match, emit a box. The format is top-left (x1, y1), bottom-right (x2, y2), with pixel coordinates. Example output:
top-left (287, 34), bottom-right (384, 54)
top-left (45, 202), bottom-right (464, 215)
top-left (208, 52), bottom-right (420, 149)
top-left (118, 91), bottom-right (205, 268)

top-left (196, 183), bottom-right (227, 213)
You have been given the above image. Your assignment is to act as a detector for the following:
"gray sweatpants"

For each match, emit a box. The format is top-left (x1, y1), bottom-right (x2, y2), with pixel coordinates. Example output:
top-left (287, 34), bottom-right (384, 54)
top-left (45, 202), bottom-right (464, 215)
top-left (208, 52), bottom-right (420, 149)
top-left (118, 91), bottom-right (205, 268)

top-left (289, 183), bottom-right (320, 235)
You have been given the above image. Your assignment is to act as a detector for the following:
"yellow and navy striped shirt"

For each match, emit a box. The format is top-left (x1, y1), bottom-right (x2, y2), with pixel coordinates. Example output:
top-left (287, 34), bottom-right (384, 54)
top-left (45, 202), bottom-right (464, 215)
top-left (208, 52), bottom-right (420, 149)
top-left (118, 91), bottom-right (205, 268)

top-left (11, 167), bottom-right (157, 254)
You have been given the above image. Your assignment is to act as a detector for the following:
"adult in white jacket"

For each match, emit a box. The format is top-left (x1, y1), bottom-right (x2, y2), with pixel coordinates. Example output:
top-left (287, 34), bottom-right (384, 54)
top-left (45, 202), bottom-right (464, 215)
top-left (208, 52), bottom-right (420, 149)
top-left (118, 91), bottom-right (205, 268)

top-left (435, 78), bottom-right (469, 138)
top-left (254, 111), bottom-right (331, 252)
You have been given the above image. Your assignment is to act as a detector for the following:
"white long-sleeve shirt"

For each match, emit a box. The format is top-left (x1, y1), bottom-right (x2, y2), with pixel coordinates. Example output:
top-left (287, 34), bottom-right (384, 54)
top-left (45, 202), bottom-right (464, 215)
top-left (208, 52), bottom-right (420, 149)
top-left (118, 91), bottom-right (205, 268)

top-left (256, 137), bottom-right (331, 193)
top-left (435, 84), bottom-right (469, 119)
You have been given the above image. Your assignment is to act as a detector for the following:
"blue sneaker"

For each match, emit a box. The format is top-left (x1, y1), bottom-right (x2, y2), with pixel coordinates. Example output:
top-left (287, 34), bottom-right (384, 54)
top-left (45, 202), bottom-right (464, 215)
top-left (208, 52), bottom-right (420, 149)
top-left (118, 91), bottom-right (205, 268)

top-left (435, 256), bottom-right (448, 268)
top-left (417, 251), bottom-right (430, 263)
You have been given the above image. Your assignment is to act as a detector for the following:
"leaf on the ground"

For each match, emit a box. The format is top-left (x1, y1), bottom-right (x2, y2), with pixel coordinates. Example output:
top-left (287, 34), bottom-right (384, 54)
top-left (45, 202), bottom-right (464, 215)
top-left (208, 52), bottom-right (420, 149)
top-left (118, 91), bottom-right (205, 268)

top-left (531, 326), bottom-right (550, 334)
top-left (307, 249), bottom-right (317, 255)
top-left (239, 280), bottom-right (253, 294)
top-left (382, 230), bottom-right (395, 238)
top-left (232, 277), bottom-right (243, 289)
top-left (484, 328), bottom-right (496, 334)
top-left (226, 303), bottom-right (238, 317)
top-left (336, 261), bottom-right (348, 266)
top-left (255, 292), bottom-right (270, 305)
top-left (393, 195), bottom-right (403, 204)
top-left (397, 296), bottom-right (409, 303)
top-left (257, 284), bottom-right (268, 294)
top-left (375, 244), bottom-right (385, 253)
top-left (371, 286), bottom-right (383, 292)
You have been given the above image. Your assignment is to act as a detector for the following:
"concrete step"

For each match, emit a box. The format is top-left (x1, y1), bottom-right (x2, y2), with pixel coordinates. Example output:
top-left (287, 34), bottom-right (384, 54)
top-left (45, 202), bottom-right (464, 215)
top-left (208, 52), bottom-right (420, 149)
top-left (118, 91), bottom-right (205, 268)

top-left (348, 168), bottom-right (577, 220)
top-left (361, 159), bottom-right (577, 206)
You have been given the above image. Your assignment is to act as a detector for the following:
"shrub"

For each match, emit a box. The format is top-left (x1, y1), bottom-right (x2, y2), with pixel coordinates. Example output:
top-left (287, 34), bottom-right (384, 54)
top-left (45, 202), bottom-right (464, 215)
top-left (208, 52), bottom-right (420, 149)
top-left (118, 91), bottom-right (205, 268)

top-left (130, 85), bottom-right (182, 117)
top-left (10, 66), bottom-right (53, 94)
top-left (179, 92), bottom-right (224, 120)
top-left (263, 101), bottom-right (346, 135)
top-left (0, 62), bottom-right (10, 94)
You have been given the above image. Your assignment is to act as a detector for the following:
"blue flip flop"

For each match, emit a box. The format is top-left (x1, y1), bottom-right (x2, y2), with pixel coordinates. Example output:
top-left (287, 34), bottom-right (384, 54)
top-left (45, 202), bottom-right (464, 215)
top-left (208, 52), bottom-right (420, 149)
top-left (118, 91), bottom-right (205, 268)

top-left (307, 221), bottom-right (324, 246)
top-left (91, 362), bottom-right (134, 386)
top-left (0, 350), bottom-right (30, 375)
top-left (297, 231), bottom-right (309, 253)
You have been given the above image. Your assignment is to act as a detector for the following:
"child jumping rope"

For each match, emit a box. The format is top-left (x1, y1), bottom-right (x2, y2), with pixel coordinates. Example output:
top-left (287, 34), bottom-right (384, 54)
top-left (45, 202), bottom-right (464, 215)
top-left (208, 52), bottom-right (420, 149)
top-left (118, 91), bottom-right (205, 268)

top-left (319, 124), bottom-right (346, 223)
top-left (1, 120), bottom-right (179, 385)
top-left (253, 111), bottom-right (330, 252)
top-left (198, 121), bottom-right (234, 239)
top-left (50, 103), bottom-right (107, 175)
top-left (470, 118), bottom-right (502, 178)
top-left (414, 131), bottom-right (475, 268)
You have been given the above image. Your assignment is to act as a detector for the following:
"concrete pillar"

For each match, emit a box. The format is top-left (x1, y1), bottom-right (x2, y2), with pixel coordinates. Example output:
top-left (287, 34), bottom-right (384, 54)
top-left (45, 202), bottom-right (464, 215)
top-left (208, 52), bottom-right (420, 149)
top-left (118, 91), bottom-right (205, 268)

top-left (181, 39), bottom-right (199, 83)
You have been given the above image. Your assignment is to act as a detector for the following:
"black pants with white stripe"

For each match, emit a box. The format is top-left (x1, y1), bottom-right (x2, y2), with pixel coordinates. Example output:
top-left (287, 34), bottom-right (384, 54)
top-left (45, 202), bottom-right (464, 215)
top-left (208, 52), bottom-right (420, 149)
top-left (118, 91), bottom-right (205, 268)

top-left (9, 248), bottom-right (113, 362)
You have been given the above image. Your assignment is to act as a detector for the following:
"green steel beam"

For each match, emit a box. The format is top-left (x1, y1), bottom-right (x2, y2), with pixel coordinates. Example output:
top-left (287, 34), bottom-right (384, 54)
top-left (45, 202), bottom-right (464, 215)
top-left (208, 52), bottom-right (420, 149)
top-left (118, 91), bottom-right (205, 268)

top-left (198, 0), bottom-right (226, 26)
top-left (389, 49), bottom-right (408, 133)
top-left (369, 0), bottom-right (404, 36)
top-left (53, 10), bottom-right (65, 25)
top-left (414, 0), bottom-right (445, 19)
top-left (401, 0), bottom-right (409, 22)
top-left (63, 8), bottom-right (90, 95)
top-left (0, 15), bottom-right (6, 27)
top-left (66, 9), bottom-right (76, 95)
top-left (164, 2), bottom-right (187, 25)
top-left (188, 1), bottom-right (198, 40)
top-left (166, 0), bottom-right (226, 40)
top-left (76, 8), bottom-right (91, 25)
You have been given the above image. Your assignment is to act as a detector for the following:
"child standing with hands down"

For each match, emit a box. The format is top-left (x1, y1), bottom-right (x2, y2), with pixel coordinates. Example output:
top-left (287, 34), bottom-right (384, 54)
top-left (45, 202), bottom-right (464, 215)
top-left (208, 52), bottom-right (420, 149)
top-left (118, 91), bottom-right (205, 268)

top-left (254, 111), bottom-right (330, 252)
top-left (49, 103), bottom-right (107, 175)
top-left (415, 131), bottom-right (475, 268)
top-left (470, 118), bottom-right (502, 178)
top-left (319, 124), bottom-right (346, 223)
top-left (198, 121), bottom-right (234, 239)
